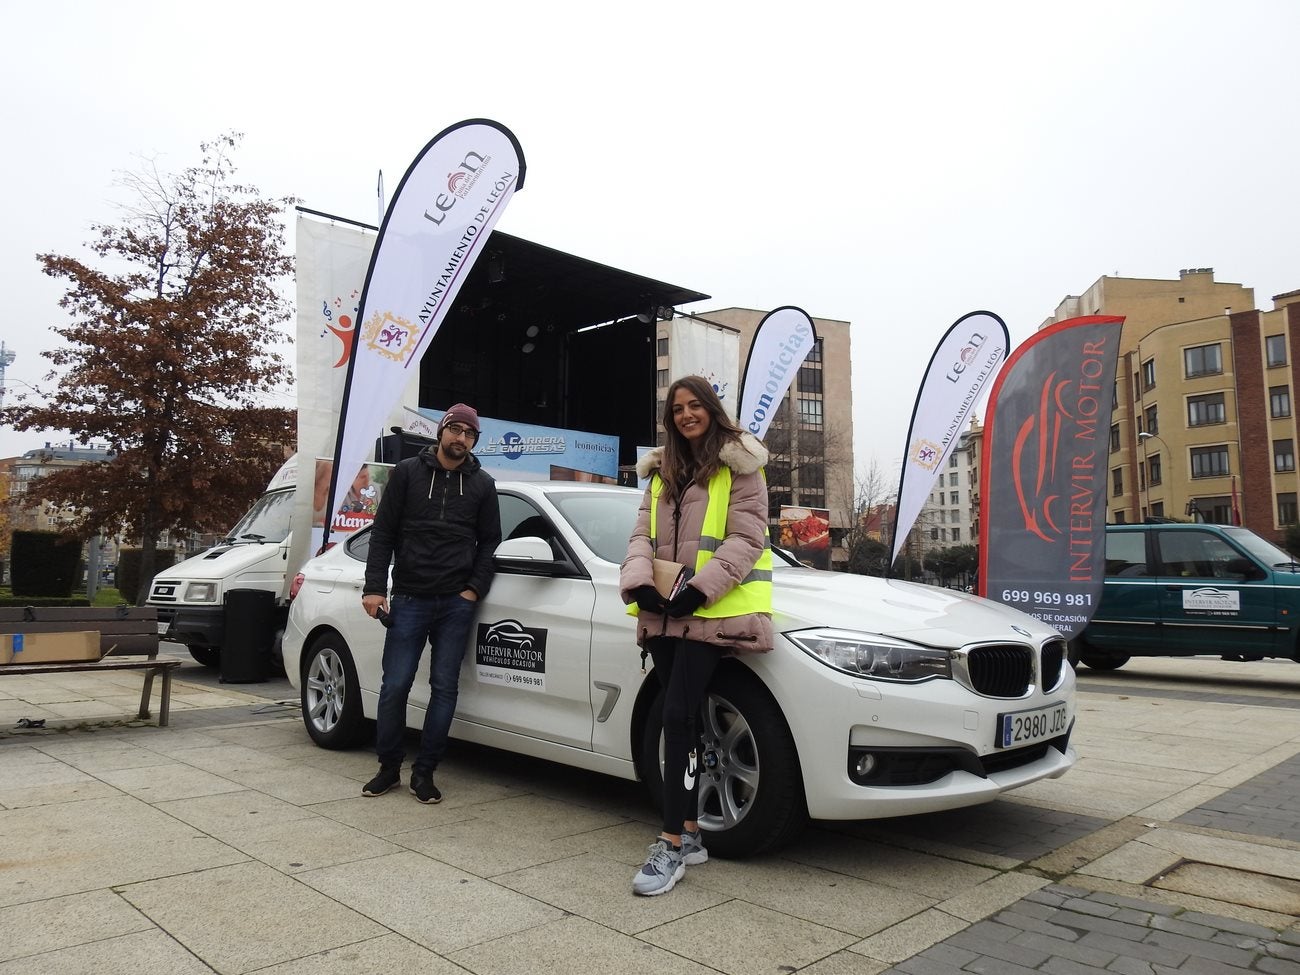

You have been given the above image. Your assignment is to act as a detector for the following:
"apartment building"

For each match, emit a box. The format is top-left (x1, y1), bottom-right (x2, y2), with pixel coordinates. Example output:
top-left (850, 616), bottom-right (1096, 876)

top-left (1041, 268), bottom-right (1300, 541)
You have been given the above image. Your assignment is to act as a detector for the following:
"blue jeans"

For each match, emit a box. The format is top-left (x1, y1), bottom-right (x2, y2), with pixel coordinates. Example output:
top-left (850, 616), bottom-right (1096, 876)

top-left (374, 592), bottom-right (477, 776)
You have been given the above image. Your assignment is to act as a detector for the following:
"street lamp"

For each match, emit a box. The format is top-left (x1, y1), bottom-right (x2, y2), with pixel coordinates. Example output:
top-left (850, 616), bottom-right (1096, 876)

top-left (1137, 432), bottom-right (1167, 522)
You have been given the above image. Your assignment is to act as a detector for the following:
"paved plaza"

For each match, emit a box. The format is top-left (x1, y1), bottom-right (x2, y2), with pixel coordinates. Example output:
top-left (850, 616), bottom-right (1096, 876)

top-left (1, 653), bottom-right (1297, 974)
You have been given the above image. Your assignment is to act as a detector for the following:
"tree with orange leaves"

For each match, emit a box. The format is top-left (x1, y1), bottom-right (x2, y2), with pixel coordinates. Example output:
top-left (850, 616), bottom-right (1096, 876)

top-left (3, 134), bottom-right (296, 604)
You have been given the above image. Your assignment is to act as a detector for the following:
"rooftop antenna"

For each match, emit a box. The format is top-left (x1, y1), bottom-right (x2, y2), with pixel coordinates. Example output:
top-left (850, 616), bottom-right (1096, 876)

top-left (0, 341), bottom-right (15, 408)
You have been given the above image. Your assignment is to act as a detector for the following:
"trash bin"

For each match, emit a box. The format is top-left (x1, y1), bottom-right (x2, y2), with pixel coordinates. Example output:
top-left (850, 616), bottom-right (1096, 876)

top-left (221, 588), bottom-right (272, 683)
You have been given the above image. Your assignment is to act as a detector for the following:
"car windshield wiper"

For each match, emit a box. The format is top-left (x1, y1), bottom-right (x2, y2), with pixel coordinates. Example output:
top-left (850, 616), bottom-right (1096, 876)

top-left (236, 533), bottom-right (267, 543)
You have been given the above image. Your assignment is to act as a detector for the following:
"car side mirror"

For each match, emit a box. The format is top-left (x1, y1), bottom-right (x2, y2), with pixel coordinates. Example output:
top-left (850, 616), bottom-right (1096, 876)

top-left (495, 536), bottom-right (555, 561)
top-left (494, 536), bottom-right (567, 576)
top-left (1224, 557), bottom-right (1265, 581)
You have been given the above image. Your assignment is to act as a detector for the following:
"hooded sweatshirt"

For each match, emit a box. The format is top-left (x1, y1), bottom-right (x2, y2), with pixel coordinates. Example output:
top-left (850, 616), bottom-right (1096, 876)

top-left (363, 446), bottom-right (501, 599)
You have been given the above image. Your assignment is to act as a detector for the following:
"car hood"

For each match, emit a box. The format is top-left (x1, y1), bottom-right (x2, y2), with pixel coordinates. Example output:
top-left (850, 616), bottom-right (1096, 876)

top-left (772, 568), bottom-right (1058, 647)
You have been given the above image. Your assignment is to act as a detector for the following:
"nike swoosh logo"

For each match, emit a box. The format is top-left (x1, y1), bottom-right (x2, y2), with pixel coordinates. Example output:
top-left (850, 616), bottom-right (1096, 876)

top-left (683, 749), bottom-right (697, 791)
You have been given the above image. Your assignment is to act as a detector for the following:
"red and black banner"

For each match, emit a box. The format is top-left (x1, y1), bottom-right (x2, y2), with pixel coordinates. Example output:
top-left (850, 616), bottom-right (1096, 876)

top-left (977, 316), bottom-right (1124, 639)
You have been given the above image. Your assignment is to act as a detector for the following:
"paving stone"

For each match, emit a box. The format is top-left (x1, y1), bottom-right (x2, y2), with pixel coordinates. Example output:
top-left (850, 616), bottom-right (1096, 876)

top-left (1040, 957), bottom-right (1112, 974)
top-left (1256, 956), bottom-right (1300, 975)
top-left (947, 928), bottom-right (1051, 968)
top-left (1144, 929), bottom-right (1260, 966)
top-left (1007, 931), bottom-right (1116, 968)
top-left (1106, 958), bottom-right (1157, 975)
top-left (1076, 931), bottom-right (1187, 967)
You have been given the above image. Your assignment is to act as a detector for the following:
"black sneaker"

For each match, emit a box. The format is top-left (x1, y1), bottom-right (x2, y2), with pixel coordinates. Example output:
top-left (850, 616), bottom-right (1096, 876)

top-left (409, 772), bottom-right (442, 804)
top-left (362, 766), bottom-right (401, 797)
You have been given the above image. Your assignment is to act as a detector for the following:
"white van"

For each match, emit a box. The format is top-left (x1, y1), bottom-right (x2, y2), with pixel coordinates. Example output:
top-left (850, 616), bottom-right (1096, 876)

top-left (148, 457), bottom-right (300, 668)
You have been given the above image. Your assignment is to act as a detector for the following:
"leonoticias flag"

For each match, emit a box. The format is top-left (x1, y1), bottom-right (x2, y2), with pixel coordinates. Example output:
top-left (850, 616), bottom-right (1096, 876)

top-left (890, 311), bottom-right (1009, 568)
top-left (323, 119), bottom-right (525, 545)
top-left (737, 306), bottom-right (818, 439)
top-left (977, 316), bottom-right (1124, 639)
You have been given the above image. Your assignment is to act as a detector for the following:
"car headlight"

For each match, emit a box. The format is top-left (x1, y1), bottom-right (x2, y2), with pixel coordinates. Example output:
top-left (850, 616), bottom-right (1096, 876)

top-left (786, 627), bottom-right (952, 682)
top-left (183, 581), bottom-right (220, 603)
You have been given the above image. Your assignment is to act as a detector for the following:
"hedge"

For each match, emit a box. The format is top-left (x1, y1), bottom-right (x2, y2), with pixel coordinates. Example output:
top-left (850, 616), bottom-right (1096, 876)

top-left (10, 531), bottom-right (81, 597)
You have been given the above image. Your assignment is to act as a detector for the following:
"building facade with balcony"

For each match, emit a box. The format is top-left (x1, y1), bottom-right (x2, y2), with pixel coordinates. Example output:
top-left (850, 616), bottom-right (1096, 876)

top-left (1041, 269), bottom-right (1300, 541)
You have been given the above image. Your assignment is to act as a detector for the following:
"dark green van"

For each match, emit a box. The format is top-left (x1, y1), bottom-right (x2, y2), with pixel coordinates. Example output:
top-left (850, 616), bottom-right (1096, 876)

top-left (1072, 523), bottom-right (1300, 670)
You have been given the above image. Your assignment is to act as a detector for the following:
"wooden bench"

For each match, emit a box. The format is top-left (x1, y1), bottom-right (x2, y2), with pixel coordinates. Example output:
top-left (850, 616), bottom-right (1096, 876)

top-left (0, 606), bottom-right (181, 726)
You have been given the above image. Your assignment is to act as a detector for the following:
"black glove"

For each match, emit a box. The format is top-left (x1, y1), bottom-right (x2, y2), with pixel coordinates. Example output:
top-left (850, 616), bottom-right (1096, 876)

top-left (632, 586), bottom-right (666, 614)
top-left (666, 585), bottom-right (707, 618)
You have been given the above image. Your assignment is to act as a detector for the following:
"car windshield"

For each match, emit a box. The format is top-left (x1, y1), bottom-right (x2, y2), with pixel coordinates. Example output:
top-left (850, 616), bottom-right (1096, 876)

top-left (548, 491), bottom-right (640, 562)
top-left (1223, 526), bottom-right (1297, 566)
top-left (224, 489), bottom-right (294, 544)
top-left (547, 489), bottom-right (811, 568)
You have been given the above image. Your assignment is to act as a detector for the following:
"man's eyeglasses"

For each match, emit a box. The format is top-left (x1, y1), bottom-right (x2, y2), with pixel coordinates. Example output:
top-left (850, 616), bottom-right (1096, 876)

top-left (443, 423), bottom-right (478, 441)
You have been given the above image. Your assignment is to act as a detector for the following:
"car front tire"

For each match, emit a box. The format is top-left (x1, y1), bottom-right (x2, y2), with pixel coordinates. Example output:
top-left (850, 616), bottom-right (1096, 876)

top-left (301, 632), bottom-right (365, 749)
top-left (1080, 651), bottom-right (1130, 671)
top-left (640, 664), bottom-right (807, 858)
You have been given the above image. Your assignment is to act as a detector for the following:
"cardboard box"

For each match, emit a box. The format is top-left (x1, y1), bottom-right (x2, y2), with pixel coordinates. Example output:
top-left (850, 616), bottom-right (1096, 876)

top-left (0, 631), bottom-right (103, 665)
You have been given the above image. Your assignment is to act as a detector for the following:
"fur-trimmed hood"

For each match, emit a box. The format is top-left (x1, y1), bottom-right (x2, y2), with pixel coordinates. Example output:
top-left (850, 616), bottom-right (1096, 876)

top-left (635, 432), bottom-right (769, 480)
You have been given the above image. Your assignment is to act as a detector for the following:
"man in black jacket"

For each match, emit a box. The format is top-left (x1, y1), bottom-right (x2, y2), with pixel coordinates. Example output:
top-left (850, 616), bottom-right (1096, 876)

top-left (360, 403), bottom-right (501, 803)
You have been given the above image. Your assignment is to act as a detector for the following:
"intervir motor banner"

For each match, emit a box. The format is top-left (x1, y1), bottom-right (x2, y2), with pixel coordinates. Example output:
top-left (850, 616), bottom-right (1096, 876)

top-left (323, 119), bottom-right (525, 544)
top-left (977, 316), bottom-right (1124, 639)
top-left (890, 311), bottom-right (1009, 568)
top-left (736, 306), bottom-right (817, 439)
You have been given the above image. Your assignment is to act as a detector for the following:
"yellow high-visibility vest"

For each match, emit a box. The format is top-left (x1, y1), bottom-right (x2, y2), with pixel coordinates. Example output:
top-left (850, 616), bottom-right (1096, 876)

top-left (629, 466), bottom-right (772, 618)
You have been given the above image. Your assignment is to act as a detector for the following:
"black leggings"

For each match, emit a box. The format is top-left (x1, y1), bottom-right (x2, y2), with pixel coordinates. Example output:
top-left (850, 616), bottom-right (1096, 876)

top-left (648, 636), bottom-right (725, 836)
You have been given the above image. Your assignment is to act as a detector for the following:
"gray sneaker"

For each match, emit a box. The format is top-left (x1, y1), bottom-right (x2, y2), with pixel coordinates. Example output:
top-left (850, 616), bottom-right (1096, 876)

top-left (680, 829), bottom-right (708, 865)
top-left (632, 838), bottom-right (685, 896)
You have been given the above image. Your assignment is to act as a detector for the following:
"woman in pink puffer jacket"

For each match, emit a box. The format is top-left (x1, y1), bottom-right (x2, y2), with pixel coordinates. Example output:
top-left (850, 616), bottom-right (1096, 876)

top-left (620, 375), bottom-right (772, 895)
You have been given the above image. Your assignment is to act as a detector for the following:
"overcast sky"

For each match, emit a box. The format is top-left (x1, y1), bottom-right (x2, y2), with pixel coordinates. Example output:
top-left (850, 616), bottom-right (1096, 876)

top-left (4, 1), bottom-right (1297, 481)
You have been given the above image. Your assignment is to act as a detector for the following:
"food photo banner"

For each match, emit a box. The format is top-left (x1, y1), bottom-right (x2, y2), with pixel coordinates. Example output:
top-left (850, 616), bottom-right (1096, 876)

top-left (891, 311), bottom-right (1008, 569)
top-left (978, 316), bottom-right (1124, 639)
top-left (324, 118), bottom-right (526, 546)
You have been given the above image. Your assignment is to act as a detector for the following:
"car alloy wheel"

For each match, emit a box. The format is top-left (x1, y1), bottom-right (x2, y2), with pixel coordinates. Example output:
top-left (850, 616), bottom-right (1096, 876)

top-left (302, 634), bottom-right (365, 749)
top-left (641, 665), bottom-right (807, 857)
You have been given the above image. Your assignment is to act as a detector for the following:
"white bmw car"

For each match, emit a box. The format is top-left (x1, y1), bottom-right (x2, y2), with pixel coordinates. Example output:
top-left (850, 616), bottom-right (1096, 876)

top-left (284, 481), bottom-right (1076, 857)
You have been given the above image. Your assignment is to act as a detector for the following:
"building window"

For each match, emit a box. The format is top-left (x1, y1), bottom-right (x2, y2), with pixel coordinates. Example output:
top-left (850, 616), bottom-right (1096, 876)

top-left (949, 491), bottom-right (959, 505)
top-left (1144, 405), bottom-right (1159, 435)
top-left (1187, 392), bottom-right (1226, 426)
top-left (797, 398), bottom-right (823, 428)
top-left (1113, 509), bottom-right (1127, 524)
top-left (1148, 454), bottom-right (1162, 486)
top-left (930, 528), bottom-right (939, 541)
top-left (1271, 385), bottom-right (1291, 418)
top-left (656, 368), bottom-right (668, 388)
top-left (952, 527), bottom-right (961, 541)
top-left (806, 337), bottom-right (823, 363)
top-left (949, 455), bottom-right (958, 468)
top-left (1141, 359), bottom-right (1156, 391)
top-left (1111, 468), bottom-right (1123, 497)
top-left (1195, 496), bottom-right (1233, 525)
top-left (796, 365), bottom-right (822, 394)
top-left (1184, 343), bottom-right (1222, 378)
top-left (1109, 424), bottom-right (1120, 452)
top-left (1190, 446), bottom-right (1230, 478)
top-left (1275, 439), bottom-right (1295, 473)
top-left (1267, 334), bottom-right (1287, 367)
top-left (1279, 493), bottom-right (1298, 525)
top-left (1151, 501), bottom-right (1164, 518)
top-left (800, 464), bottom-right (825, 489)
top-left (948, 471), bottom-right (958, 486)
top-left (1133, 371), bottom-right (1141, 401)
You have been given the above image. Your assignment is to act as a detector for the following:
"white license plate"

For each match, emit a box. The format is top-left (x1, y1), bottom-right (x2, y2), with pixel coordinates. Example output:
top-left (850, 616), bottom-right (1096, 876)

top-left (997, 702), bottom-right (1068, 748)
top-left (157, 621), bottom-right (170, 636)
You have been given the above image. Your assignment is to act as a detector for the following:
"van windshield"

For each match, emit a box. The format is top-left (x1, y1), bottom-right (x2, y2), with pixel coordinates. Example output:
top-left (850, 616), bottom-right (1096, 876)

top-left (1223, 527), bottom-right (1296, 567)
top-left (224, 489), bottom-right (294, 544)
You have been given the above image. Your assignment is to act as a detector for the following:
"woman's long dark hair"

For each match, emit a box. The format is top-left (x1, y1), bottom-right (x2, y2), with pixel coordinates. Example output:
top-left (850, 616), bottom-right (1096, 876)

top-left (659, 375), bottom-right (746, 491)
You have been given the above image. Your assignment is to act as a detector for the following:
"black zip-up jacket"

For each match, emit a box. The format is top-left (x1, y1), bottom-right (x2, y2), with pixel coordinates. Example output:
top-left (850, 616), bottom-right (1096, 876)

top-left (363, 446), bottom-right (501, 599)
